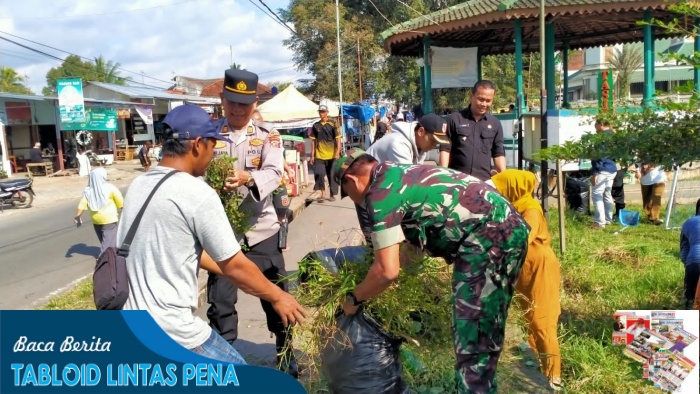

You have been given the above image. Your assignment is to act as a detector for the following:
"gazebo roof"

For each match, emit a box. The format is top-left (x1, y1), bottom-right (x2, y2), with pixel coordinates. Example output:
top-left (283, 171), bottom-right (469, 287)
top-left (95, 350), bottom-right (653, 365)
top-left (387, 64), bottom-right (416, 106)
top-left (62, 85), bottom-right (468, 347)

top-left (380, 0), bottom-right (686, 57)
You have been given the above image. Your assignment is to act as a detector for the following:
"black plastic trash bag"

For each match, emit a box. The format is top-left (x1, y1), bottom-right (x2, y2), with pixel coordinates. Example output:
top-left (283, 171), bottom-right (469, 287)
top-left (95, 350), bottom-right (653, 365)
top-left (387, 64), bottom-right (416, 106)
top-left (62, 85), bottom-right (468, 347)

top-left (321, 309), bottom-right (411, 394)
top-left (565, 176), bottom-right (591, 214)
top-left (298, 246), bottom-right (367, 283)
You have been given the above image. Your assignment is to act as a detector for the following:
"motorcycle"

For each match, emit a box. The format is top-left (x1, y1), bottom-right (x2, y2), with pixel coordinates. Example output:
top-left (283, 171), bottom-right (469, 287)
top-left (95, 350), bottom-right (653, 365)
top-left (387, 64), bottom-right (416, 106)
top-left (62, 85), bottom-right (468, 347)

top-left (0, 177), bottom-right (35, 210)
top-left (85, 150), bottom-right (107, 166)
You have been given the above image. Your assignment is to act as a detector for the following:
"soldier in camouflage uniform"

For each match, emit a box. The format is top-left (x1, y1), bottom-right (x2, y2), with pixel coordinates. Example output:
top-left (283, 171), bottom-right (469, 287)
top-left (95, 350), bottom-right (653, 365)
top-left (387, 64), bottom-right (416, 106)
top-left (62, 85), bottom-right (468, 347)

top-left (336, 149), bottom-right (529, 393)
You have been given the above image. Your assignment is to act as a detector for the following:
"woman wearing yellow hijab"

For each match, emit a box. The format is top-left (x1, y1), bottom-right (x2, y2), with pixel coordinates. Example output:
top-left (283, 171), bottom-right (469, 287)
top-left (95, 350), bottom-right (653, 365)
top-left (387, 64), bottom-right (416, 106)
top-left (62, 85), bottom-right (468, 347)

top-left (492, 169), bottom-right (561, 387)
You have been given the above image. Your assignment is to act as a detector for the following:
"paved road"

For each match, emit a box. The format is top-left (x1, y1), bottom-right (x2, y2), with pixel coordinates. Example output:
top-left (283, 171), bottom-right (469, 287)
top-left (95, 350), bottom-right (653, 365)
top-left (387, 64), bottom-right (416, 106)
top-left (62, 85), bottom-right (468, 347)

top-left (0, 187), bottom-right (128, 309)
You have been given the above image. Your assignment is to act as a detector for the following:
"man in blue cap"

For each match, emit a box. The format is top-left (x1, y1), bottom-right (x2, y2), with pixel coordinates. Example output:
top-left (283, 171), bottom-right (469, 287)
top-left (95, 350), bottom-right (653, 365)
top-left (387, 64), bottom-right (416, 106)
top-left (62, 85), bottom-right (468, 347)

top-left (119, 104), bottom-right (306, 364)
top-left (208, 68), bottom-right (299, 377)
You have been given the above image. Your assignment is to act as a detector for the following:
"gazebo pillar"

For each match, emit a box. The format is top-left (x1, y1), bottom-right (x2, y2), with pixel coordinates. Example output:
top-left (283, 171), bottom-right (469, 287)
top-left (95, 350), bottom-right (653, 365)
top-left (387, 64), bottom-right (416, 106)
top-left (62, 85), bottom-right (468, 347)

top-left (421, 35), bottom-right (434, 114)
top-left (514, 19), bottom-right (525, 113)
top-left (545, 22), bottom-right (556, 110)
top-left (695, 17), bottom-right (700, 92)
top-left (562, 41), bottom-right (570, 109)
top-left (643, 9), bottom-right (656, 107)
top-left (477, 47), bottom-right (483, 81)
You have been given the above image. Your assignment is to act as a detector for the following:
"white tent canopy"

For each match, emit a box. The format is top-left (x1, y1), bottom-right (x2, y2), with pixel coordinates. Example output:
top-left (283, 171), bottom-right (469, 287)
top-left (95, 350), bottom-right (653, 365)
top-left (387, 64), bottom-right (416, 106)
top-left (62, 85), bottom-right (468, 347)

top-left (258, 85), bottom-right (320, 122)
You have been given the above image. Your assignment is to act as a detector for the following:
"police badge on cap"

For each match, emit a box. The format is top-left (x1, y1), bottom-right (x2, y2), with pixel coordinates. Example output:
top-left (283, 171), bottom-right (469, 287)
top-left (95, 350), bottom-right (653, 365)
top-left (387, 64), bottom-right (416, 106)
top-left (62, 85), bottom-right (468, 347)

top-left (222, 69), bottom-right (258, 105)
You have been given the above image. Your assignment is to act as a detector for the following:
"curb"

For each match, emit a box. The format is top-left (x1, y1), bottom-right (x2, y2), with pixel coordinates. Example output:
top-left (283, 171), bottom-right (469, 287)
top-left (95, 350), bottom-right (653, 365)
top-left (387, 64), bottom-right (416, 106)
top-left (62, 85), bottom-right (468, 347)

top-left (197, 184), bottom-right (314, 308)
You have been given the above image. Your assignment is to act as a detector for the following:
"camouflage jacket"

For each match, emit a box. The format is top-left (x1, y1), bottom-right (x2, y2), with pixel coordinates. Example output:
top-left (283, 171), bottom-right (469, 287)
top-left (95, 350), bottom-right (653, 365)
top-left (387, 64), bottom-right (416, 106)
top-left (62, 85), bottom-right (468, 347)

top-left (366, 163), bottom-right (529, 264)
top-left (214, 118), bottom-right (283, 246)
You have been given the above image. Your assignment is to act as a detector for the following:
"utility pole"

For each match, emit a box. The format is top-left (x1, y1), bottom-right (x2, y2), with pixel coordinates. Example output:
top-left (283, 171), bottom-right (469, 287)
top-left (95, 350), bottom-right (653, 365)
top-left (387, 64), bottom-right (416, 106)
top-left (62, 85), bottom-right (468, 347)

top-left (335, 0), bottom-right (346, 152)
top-left (539, 0), bottom-right (548, 217)
top-left (357, 37), bottom-right (363, 101)
top-left (230, 45), bottom-right (233, 68)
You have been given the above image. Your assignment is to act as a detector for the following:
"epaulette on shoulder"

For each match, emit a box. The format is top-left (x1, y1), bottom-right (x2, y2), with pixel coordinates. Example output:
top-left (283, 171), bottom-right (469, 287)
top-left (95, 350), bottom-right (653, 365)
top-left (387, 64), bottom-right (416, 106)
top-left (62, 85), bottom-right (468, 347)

top-left (252, 120), bottom-right (274, 134)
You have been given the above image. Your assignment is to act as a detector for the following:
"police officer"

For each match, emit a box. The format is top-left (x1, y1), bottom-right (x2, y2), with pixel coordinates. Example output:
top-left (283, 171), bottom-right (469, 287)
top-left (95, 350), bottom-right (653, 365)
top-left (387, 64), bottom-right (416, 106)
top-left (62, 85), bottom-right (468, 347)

top-left (207, 69), bottom-right (297, 377)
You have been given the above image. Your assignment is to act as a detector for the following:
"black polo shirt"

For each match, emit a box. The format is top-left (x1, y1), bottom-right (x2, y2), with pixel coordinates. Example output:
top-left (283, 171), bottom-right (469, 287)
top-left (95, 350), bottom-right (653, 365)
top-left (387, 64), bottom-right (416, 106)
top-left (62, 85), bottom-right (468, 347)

top-left (440, 106), bottom-right (505, 181)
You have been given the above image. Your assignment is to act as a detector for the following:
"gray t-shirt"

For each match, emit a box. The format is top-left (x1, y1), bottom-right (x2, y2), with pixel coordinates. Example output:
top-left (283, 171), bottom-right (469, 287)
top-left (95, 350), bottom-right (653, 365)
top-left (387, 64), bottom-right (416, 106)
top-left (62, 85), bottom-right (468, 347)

top-left (117, 166), bottom-right (241, 349)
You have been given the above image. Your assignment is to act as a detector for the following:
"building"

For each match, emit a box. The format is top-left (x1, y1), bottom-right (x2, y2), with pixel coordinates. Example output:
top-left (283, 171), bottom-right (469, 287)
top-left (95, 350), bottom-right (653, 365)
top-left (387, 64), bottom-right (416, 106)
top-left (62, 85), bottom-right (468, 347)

top-left (567, 37), bottom-right (696, 103)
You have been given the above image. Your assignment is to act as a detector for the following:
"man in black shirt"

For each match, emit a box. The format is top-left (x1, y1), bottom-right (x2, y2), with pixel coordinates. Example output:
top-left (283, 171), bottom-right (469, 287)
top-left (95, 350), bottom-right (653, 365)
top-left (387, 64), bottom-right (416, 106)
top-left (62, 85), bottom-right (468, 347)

top-left (29, 142), bottom-right (44, 163)
top-left (439, 80), bottom-right (506, 183)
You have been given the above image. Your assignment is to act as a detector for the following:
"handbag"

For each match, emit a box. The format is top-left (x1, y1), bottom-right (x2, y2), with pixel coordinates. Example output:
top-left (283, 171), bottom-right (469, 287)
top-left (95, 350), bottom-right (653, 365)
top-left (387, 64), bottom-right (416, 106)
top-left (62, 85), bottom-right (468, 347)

top-left (93, 170), bottom-right (180, 310)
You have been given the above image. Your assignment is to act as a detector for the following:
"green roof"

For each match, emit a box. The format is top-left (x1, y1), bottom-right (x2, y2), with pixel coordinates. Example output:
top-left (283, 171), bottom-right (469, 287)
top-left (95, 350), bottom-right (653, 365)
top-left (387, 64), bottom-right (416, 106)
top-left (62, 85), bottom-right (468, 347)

top-left (381, 0), bottom-right (682, 57)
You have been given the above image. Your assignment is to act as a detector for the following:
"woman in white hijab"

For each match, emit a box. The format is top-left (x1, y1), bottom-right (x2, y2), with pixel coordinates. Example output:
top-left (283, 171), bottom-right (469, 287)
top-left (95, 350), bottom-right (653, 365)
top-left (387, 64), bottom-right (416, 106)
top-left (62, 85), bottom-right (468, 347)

top-left (73, 168), bottom-right (124, 254)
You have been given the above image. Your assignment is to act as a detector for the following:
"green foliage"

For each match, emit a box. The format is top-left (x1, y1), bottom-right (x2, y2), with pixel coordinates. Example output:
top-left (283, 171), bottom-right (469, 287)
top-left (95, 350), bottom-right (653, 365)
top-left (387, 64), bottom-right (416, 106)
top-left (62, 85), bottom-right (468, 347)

top-left (608, 44), bottom-right (643, 100)
top-left (0, 66), bottom-right (33, 95)
top-left (293, 252), bottom-right (454, 392)
top-left (282, 0), bottom-right (463, 106)
top-left (536, 106), bottom-right (700, 169)
top-left (43, 54), bottom-right (129, 96)
top-left (204, 155), bottom-right (251, 238)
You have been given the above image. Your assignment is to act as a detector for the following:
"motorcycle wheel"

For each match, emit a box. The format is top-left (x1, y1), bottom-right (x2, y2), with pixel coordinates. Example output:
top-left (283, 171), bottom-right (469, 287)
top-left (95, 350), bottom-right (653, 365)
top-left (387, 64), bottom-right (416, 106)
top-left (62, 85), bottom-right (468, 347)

top-left (12, 190), bottom-right (33, 208)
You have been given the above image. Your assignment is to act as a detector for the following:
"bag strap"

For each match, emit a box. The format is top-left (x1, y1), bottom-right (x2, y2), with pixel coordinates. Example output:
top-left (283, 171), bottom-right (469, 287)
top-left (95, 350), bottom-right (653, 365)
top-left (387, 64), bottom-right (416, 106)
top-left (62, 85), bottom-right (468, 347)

top-left (117, 170), bottom-right (180, 257)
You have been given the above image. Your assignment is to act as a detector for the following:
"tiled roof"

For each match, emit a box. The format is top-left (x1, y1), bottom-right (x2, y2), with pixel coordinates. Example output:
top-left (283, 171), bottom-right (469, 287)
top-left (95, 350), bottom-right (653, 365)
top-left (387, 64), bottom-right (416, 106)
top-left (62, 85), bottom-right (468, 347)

top-left (381, 0), bottom-right (683, 57)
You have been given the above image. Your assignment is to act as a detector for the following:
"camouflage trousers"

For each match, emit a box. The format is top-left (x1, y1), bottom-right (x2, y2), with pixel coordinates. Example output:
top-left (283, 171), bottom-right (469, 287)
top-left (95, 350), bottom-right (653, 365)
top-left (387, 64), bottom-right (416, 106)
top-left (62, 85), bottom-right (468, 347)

top-left (451, 229), bottom-right (528, 393)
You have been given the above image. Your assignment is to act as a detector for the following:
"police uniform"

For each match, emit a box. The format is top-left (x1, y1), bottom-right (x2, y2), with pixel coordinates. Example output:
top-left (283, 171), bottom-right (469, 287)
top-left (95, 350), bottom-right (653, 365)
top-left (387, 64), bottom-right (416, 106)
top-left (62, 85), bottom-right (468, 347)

top-left (441, 106), bottom-right (505, 182)
top-left (206, 69), bottom-right (289, 352)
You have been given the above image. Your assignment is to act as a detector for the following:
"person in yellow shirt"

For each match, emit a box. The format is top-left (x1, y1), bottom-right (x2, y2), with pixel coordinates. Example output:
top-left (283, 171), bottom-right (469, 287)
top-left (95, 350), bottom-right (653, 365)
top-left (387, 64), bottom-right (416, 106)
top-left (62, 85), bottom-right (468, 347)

top-left (74, 167), bottom-right (124, 254)
top-left (492, 169), bottom-right (562, 390)
top-left (309, 105), bottom-right (341, 202)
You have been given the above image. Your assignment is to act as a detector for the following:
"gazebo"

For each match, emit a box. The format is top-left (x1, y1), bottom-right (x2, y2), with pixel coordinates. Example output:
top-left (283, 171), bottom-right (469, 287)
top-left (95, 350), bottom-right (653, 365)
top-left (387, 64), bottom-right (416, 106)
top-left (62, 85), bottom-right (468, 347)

top-left (380, 0), bottom-right (699, 168)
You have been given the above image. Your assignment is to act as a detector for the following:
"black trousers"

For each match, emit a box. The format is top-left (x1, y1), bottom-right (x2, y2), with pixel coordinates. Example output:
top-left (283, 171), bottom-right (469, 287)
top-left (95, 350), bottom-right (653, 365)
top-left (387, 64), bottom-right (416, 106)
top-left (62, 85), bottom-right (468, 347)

top-left (206, 233), bottom-right (288, 343)
top-left (611, 169), bottom-right (626, 216)
top-left (313, 158), bottom-right (338, 196)
top-left (685, 264), bottom-right (700, 305)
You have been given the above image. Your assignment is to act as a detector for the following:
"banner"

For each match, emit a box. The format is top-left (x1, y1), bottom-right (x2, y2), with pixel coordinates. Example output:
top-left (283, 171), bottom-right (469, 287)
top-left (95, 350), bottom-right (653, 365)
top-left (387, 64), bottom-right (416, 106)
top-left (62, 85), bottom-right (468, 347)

top-left (116, 109), bottom-right (131, 119)
top-left (1, 311), bottom-right (306, 393)
top-left (598, 68), bottom-right (614, 111)
top-left (430, 47), bottom-right (478, 89)
top-left (134, 105), bottom-right (153, 125)
top-left (57, 78), bottom-right (86, 124)
top-left (62, 107), bottom-right (118, 131)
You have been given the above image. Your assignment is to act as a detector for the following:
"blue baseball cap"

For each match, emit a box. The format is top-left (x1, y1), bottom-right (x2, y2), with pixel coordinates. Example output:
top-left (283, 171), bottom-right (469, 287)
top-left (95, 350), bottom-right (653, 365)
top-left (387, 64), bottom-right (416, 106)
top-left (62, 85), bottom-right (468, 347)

top-left (163, 105), bottom-right (232, 143)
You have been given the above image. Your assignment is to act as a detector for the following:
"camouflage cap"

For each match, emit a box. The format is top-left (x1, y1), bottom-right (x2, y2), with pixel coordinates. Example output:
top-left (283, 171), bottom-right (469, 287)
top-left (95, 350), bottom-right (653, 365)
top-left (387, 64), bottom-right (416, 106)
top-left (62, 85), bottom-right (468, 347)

top-left (333, 148), bottom-right (366, 198)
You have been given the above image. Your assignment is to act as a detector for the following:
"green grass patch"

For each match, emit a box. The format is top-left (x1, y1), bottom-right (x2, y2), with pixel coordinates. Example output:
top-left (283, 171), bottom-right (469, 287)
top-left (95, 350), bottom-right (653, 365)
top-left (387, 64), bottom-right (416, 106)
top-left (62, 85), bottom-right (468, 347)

top-left (549, 204), bottom-right (684, 393)
top-left (37, 278), bottom-right (95, 310)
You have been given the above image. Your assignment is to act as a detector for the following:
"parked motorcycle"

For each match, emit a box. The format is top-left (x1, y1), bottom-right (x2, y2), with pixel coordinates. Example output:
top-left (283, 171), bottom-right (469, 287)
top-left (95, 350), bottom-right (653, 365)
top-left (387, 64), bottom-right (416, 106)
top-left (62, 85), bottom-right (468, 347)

top-left (85, 150), bottom-right (107, 166)
top-left (0, 177), bottom-right (35, 210)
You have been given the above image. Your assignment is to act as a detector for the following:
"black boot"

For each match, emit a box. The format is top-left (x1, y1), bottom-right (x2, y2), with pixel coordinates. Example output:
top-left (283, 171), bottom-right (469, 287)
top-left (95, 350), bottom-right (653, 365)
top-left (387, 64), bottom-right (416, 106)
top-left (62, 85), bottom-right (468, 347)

top-left (275, 331), bottom-right (299, 379)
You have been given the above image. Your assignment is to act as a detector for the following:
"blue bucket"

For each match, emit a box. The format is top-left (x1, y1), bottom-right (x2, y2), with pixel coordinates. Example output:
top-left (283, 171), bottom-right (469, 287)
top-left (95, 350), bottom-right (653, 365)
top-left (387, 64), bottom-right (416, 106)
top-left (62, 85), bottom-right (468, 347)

top-left (618, 209), bottom-right (640, 227)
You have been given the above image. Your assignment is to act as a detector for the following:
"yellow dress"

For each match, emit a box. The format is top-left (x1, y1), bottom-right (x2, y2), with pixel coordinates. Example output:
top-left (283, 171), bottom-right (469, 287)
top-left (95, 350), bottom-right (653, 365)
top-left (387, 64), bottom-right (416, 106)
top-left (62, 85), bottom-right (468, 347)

top-left (492, 169), bottom-right (561, 382)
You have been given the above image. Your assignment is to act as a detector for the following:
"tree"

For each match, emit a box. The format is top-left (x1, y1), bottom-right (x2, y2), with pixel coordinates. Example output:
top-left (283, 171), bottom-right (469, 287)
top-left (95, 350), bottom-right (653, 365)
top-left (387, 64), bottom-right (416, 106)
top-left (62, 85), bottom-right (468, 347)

top-left (282, 0), bottom-right (464, 106)
top-left (92, 56), bottom-right (128, 84)
top-left (43, 54), bottom-right (128, 96)
top-left (608, 44), bottom-right (643, 99)
top-left (265, 80), bottom-right (293, 92)
top-left (0, 66), bottom-right (33, 95)
top-left (230, 63), bottom-right (244, 70)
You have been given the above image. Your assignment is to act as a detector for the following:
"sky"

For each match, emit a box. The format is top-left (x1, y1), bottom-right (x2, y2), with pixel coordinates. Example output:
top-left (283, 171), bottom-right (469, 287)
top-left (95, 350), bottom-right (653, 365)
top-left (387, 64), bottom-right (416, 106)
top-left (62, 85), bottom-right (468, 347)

top-left (0, 0), bottom-right (305, 95)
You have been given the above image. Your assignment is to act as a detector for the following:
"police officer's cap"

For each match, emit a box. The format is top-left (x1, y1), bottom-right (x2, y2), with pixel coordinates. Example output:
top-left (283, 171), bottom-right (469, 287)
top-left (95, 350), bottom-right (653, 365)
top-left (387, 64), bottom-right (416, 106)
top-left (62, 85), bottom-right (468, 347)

top-left (222, 69), bottom-right (258, 105)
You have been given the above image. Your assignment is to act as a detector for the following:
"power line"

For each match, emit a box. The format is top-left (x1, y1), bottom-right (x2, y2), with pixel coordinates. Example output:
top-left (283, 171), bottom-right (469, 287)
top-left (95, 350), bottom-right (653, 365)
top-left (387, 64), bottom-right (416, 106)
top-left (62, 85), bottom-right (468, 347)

top-left (257, 0), bottom-right (297, 36)
top-left (258, 46), bottom-right (355, 76)
top-left (0, 36), bottom-right (172, 91)
top-left (0, 1), bottom-right (196, 20)
top-left (245, 0), bottom-right (296, 36)
top-left (0, 30), bottom-right (173, 87)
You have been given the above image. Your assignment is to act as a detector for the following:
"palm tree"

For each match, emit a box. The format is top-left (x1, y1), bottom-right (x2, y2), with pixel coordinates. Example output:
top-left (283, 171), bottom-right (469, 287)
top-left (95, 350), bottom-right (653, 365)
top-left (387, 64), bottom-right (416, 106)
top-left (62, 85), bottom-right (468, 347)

top-left (608, 44), bottom-right (643, 100)
top-left (93, 56), bottom-right (129, 84)
top-left (230, 63), bottom-right (245, 70)
top-left (0, 66), bottom-right (32, 94)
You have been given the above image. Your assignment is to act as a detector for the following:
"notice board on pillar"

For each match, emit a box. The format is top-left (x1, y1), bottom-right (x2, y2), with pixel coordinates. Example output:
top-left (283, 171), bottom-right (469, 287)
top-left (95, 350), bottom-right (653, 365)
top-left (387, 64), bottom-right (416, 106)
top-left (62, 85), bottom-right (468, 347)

top-left (430, 47), bottom-right (479, 89)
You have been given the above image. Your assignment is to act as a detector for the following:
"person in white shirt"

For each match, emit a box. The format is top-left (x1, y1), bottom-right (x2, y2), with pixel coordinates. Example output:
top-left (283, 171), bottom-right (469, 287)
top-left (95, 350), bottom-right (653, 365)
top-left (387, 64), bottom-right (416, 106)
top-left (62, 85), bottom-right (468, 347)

top-left (635, 164), bottom-right (666, 225)
top-left (357, 114), bottom-right (449, 245)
